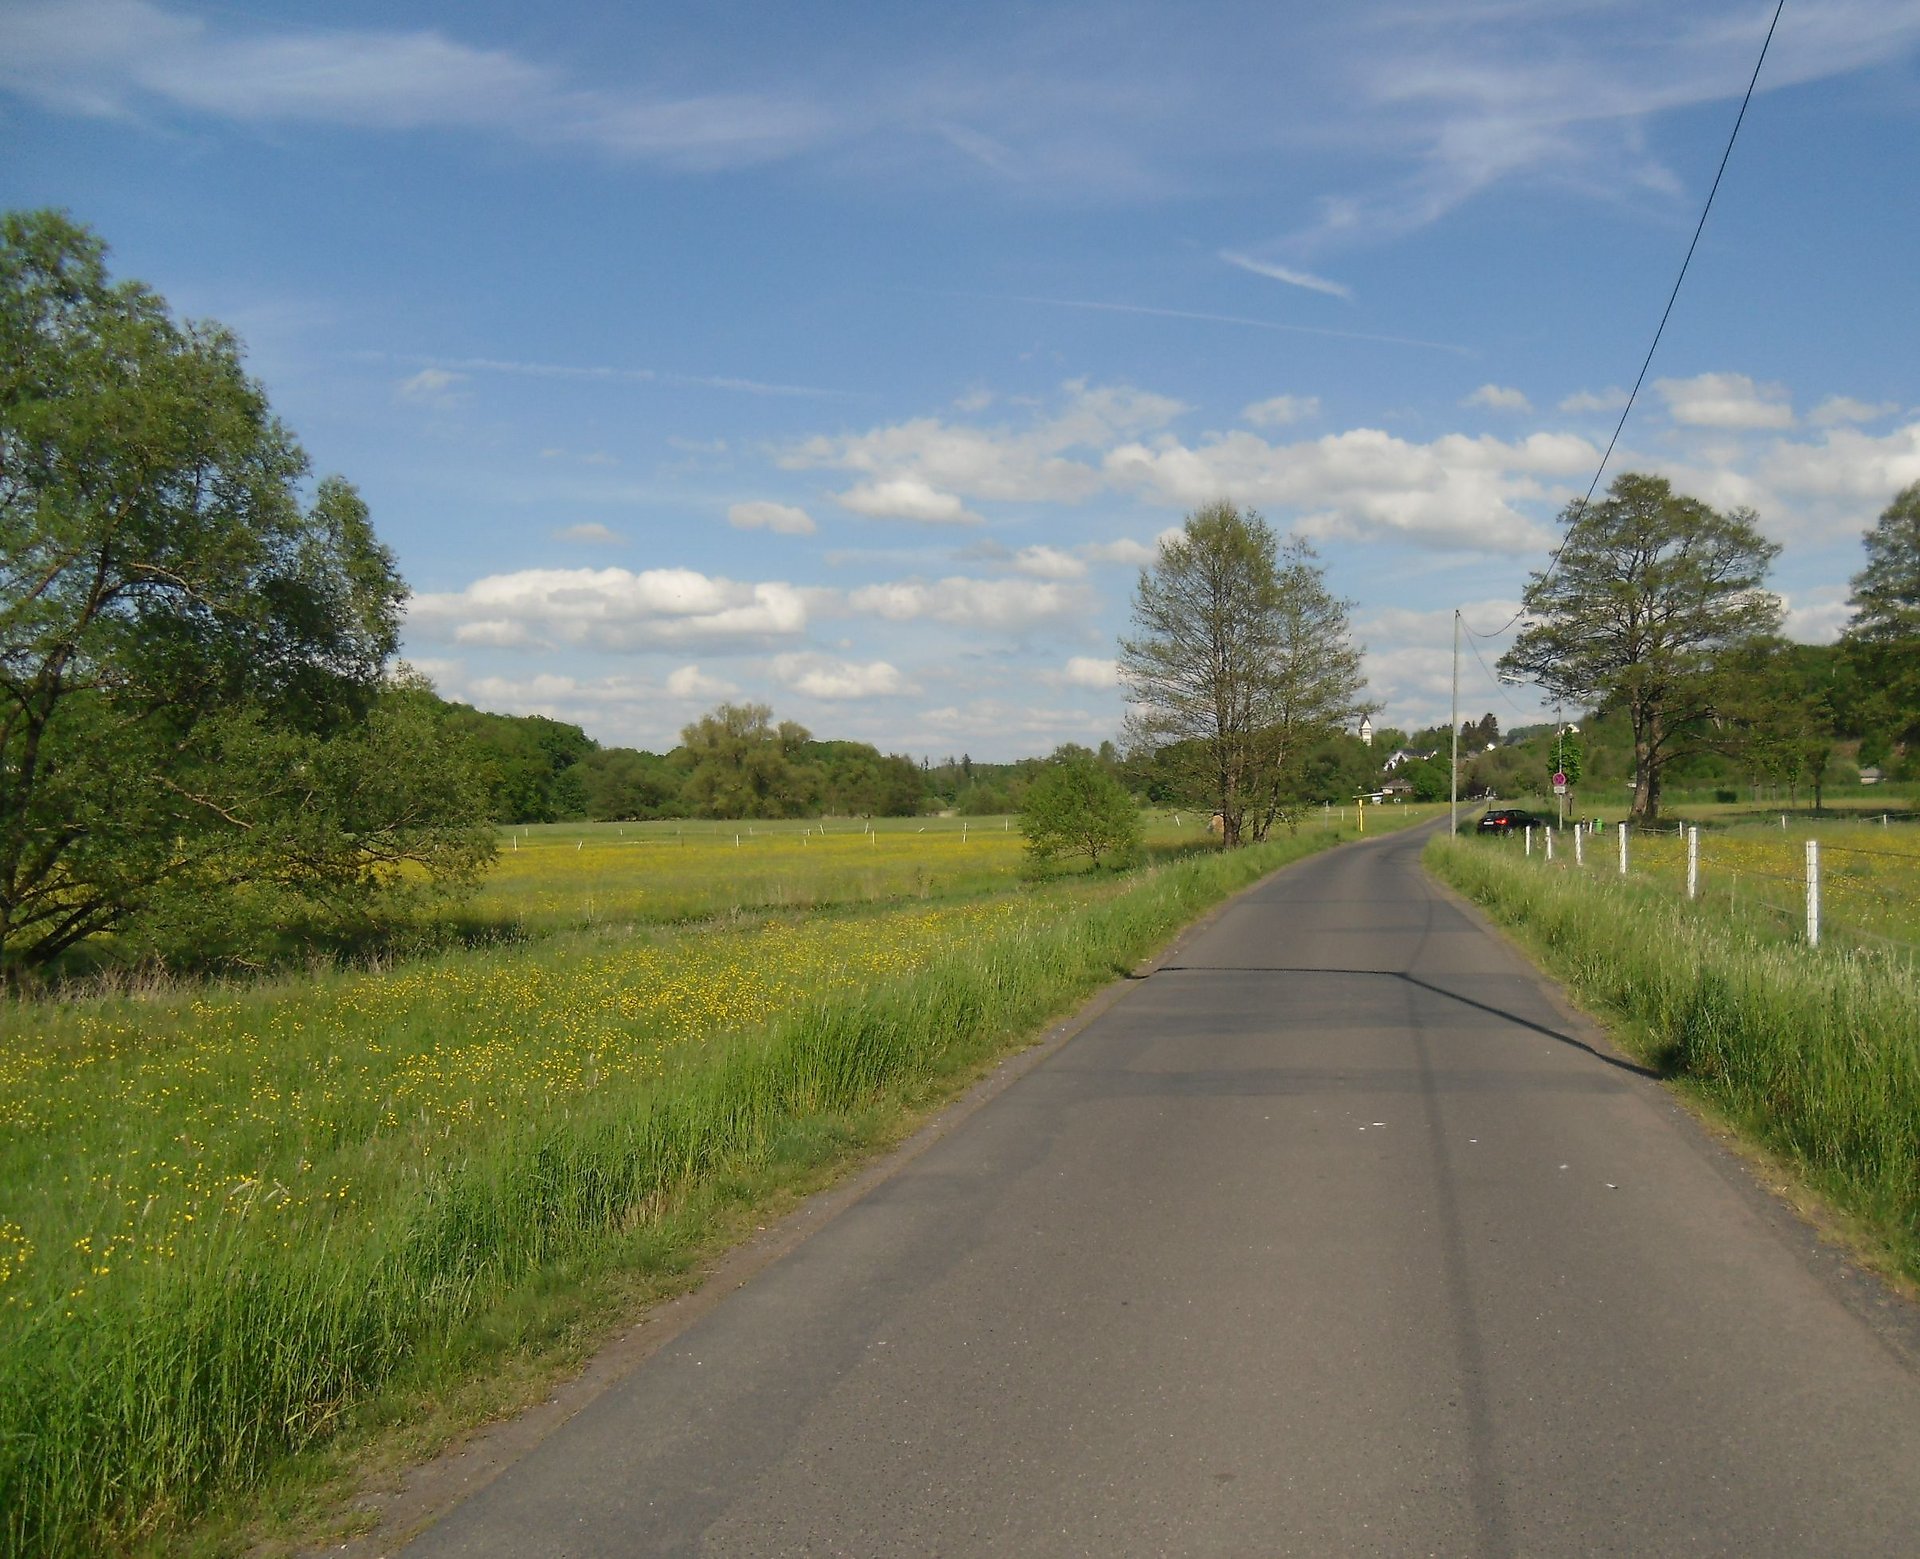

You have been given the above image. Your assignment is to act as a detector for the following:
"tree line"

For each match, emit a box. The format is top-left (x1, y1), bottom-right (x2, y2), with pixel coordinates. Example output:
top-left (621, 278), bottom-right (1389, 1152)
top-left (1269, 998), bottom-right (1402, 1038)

top-left (439, 699), bottom-right (928, 824)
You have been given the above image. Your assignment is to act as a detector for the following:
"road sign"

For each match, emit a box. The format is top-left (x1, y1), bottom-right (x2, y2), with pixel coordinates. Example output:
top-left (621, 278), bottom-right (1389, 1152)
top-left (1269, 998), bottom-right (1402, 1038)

top-left (1552, 771), bottom-right (1568, 795)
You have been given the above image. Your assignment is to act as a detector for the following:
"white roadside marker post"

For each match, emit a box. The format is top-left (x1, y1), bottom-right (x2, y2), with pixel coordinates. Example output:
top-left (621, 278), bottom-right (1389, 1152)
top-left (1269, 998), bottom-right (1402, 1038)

top-left (1545, 827), bottom-right (1554, 862)
top-left (1574, 823), bottom-right (1584, 868)
top-left (1686, 826), bottom-right (1698, 901)
top-left (1806, 838), bottom-right (1821, 947)
top-left (1618, 821), bottom-right (1629, 877)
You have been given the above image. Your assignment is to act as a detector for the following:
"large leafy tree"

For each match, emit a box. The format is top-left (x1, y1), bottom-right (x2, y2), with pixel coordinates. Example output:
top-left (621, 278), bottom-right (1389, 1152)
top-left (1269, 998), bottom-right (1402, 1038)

top-left (1841, 480), bottom-right (1920, 750)
top-left (1498, 472), bottom-right (1781, 826)
top-left (1119, 501), bottom-right (1367, 845)
top-left (679, 702), bottom-right (818, 818)
top-left (0, 211), bottom-right (492, 979)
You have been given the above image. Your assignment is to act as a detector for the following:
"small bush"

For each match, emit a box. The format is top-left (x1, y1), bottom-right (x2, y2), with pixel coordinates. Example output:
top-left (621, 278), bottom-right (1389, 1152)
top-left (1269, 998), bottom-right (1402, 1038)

top-left (1018, 757), bottom-right (1142, 869)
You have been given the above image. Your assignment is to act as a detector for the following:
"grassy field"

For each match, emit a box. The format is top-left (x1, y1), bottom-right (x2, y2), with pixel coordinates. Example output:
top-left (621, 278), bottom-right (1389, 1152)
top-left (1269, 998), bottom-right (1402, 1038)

top-left (462, 814), bottom-right (1037, 936)
top-left (457, 807), bottom-right (1381, 936)
top-left (1466, 799), bottom-right (1920, 955)
top-left (0, 804), bottom-right (1431, 1556)
top-left (1427, 832), bottom-right (1920, 1291)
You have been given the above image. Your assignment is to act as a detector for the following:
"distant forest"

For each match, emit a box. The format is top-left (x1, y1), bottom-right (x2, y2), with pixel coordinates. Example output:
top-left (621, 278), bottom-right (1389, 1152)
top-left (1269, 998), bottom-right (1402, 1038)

top-left (437, 695), bottom-right (1061, 824)
top-left (444, 633), bottom-right (1903, 825)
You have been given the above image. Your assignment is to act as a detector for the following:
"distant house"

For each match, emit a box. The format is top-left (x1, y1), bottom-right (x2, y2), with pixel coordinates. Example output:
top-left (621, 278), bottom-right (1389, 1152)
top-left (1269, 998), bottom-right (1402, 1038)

top-left (1381, 776), bottom-right (1416, 801)
top-left (1860, 766), bottom-right (1886, 785)
top-left (1382, 748), bottom-right (1438, 772)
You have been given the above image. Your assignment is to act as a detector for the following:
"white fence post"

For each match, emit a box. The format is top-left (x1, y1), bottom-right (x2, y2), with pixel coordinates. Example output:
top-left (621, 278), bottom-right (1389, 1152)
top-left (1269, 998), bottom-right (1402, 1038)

top-left (1525, 825), bottom-right (1533, 857)
top-left (1618, 822), bottom-right (1629, 876)
top-left (1686, 826), bottom-right (1699, 901)
top-left (1805, 838), bottom-right (1820, 947)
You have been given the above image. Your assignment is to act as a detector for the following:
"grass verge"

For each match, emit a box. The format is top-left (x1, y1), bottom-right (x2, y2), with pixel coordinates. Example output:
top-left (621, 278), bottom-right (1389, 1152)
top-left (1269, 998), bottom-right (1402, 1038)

top-left (1426, 835), bottom-right (1920, 1287)
top-left (3, 823), bottom-right (1376, 1557)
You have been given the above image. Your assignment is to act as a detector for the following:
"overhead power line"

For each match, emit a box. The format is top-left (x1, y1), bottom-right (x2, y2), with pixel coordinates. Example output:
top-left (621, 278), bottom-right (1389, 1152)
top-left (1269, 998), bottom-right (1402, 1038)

top-left (1462, 629), bottom-right (1531, 715)
top-left (1465, 0), bottom-right (1787, 644)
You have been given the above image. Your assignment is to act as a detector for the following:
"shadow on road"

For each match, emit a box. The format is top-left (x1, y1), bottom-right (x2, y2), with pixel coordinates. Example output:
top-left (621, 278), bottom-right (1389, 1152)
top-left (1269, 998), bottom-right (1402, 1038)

top-left (1152, 964), bottom-right (1660, 1081)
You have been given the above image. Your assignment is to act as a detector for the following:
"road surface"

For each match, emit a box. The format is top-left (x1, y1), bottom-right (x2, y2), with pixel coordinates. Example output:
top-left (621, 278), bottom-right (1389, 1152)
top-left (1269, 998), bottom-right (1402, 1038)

top-left (399, 822), bottom-right (1920, 1556)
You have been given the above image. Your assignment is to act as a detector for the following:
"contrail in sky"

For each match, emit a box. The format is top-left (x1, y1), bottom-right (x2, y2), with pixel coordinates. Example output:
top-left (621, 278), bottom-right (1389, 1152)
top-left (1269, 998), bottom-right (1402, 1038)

top-left (986, 293), bottom-right (1475, 356)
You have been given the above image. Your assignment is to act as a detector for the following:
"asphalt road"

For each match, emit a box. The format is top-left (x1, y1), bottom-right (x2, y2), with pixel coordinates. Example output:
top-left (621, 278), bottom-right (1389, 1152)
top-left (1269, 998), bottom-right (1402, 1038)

top-left (400, 822), bottom-right (1920, 1557)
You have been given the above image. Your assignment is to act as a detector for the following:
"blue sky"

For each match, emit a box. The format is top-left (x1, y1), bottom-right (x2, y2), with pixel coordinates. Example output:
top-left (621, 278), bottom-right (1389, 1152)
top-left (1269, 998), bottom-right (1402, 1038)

top-left (7, 0), bottom-right (1920, 758)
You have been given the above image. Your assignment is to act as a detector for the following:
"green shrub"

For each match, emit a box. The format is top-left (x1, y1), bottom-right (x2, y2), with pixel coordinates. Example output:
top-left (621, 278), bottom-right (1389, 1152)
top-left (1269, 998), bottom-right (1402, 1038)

top-left (1018, 756), bottom-right (1143, 869)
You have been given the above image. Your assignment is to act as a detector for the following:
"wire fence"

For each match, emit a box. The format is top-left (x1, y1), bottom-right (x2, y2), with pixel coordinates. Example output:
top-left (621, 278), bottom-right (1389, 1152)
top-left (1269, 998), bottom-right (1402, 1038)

top-left (1487, 815), bottom-right (1920, 962)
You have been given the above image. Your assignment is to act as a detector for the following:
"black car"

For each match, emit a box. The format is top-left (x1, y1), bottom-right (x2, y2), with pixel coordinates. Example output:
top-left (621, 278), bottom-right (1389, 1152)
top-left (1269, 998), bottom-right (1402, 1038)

top-left (1476, 807), bottom-right (1543, 836)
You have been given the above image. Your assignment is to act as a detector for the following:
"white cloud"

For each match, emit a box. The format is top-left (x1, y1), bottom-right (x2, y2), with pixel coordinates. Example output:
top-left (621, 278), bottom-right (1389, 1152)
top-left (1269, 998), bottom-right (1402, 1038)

top-left (1464, 384), bottom-right (1532, 413)
top-left (1780, 588), bottom-right (1851, 645)
top-left (1280, 7), bottom-right (1920, 253)
top-left (728, 500), bottom-right (817, 535)
top-left (452, 620), bottom-right (543, 649)
top-left (1756, 419), bottom-right (1920, 505)
top-left (15, 1), bottom-right (1919, 229)
top-left (1080, 530), bottom-right (1183, 567)
top-left (785, 380), bottom-right (1184, 508)
top-left (407, 566), bottom-right (811, 651)
top-left (1081, 538), bottom-right (1158, 567)
top-left (1104, 427), bottom-right (1593, 549)
top-left (787, 384), bottom-right (1597, 553)
top-left (396, 366), bottom-right (467, 404)
top-left (422, 668), bottom-right (708, 749)
top-left (916, 699), bottom-right (1114, 743)
top-left (0, 0), bottom-right (830, 167)
top-left (1010, 545), bottom-right (1087, 580)
top-left (1063, 656), bottom-right (1120, 689)
top-left (1353, 600), bottom-right (1539, 730)
top-left (770, 653), bottom-right (911, 700)
top-left (554, 522), bottom-right (625, 546)
top-left (1809, 396), bottom-right (1902, 428)
top-left (665, 664), bottom-right (739, 699)
top-left (846, 575), bottom-right (1089, 631)
top-left (1656, 372), bottom-right (1794, 430)
top-left (835, 479), bottom-right (983, 526)
top-left (1559, 387), bottom-right (1630, 415)
top-left (1581, 410), bottom-right (1920, 548)
top-left (1220, 251), bottom-right (1353, 300)
top-left (1242, 395), bottom-right (1320, 428)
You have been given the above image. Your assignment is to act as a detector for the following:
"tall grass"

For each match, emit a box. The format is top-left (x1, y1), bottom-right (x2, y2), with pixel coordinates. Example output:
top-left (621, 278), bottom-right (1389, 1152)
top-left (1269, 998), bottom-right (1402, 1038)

top-left (1, 826), bottom-right (1356, 1556)
top-left (1427, 837), bottom-right (1920, 1283)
